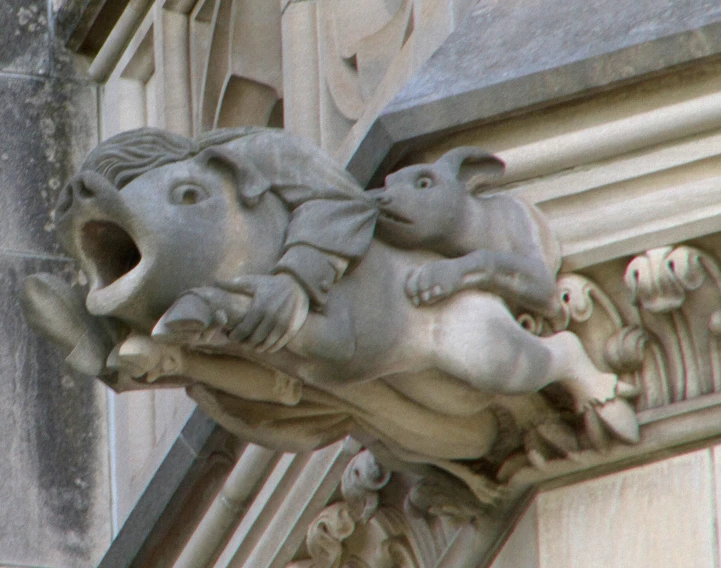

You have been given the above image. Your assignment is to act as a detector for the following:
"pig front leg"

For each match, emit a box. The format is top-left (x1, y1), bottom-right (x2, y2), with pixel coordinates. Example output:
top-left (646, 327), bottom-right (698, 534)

top-left (152, 285), bottom-right (357, 363)
top-left (405, 250), bottom-right (559, 316)
top-left (405, 257), bottom-right (468, 306)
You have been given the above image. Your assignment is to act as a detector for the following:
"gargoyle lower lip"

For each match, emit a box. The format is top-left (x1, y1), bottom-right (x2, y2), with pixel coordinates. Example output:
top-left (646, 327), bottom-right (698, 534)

top-left (80, 220), bottom-right (142, 292)
top-left (378, 207), bottom-right (413, 225)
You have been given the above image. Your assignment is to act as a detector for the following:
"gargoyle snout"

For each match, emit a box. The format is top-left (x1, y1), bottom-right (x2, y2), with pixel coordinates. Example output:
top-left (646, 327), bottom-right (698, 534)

top-left (365, 188), bottom-right (392, 206)
top-left (55, 171), bottom-right (120, 221)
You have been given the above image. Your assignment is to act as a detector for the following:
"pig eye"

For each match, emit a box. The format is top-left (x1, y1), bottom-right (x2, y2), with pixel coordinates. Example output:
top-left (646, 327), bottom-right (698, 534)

top-left (415, 176), bottom-right (433, 189)
top-left (170, 183), bottom-right (210, 205)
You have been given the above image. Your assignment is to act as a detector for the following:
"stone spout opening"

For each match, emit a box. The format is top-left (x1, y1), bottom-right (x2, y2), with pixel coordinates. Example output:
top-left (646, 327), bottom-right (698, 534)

top-left (81, 221), bottom-right (141, 288)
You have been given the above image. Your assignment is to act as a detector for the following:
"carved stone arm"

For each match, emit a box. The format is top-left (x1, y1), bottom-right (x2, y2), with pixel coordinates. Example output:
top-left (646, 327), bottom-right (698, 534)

top-left (406, 249), bottom-right (560, 316)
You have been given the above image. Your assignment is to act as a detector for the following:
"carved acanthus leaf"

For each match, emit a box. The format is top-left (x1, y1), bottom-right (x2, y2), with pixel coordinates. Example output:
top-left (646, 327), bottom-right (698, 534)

top-left (554, 273), bottom-right (625, 371)
top-left (378, 536), bottom-right (417, 568)
top-left (625, 246), bottom-right (707, 313)
top-left (624, 245), bottom-right (721, 403)
top-left (604, 326), bottom-right (647, 374)
top-left (518, 244), bottom-right (721, 411)
top-left (342, 450), bottom-right (392, 522)
top-left (302, 503), bottom-right (356, 568)
top-left (288, 458), bottom-right (420, 568)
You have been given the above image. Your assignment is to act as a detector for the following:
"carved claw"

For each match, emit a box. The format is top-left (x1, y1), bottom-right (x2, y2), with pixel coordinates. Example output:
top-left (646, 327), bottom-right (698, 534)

top-left (405, 260), bottom-right (463, 307)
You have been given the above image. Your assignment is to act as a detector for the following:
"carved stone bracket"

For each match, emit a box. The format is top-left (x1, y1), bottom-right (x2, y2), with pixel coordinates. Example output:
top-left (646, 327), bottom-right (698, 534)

top-left (287, 451), bottom-right (421, 568)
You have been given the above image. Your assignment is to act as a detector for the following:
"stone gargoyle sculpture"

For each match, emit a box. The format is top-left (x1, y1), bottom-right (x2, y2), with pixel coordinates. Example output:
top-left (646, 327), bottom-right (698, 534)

top-left (20, 127), bottom-right (640, 506)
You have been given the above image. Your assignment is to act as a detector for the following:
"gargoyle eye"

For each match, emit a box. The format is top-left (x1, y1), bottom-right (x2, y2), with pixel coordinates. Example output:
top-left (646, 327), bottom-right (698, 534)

top-left (170, 183), bottom-right (210, 205)
top-left (415, 176), bottom-right (433, 189)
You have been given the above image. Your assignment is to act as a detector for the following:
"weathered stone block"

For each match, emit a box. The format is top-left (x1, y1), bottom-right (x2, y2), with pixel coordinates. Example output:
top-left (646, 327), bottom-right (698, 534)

top-left (0, 0), bottom-right (50, 75)
top-left (0, 74), bottom-right (97, 256)
top-left (52, 33), bottom-right (93, 80)
top-left (490, 501), bottom-right (539, 568)
top-left (0, 253), bottom-right (110, 567)
top-left (537, 450), bottom-right (716, 568)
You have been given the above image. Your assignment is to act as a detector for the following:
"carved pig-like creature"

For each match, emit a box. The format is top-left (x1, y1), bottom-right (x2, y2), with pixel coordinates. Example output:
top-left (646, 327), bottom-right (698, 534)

top-left (22, 127), bottom-right (638, 503)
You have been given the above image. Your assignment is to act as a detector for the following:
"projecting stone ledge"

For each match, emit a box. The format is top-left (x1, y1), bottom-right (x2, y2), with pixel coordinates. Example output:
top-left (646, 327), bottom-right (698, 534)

top-left (345, 0), bottom-right (721, 185)
top-left (286, 392), bottom-right (721, 568)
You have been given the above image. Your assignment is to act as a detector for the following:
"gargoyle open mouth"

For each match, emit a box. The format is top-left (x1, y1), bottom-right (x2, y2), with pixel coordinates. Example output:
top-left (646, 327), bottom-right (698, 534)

top-left (81, 221), bottom-right (141, 289)
top-left (378, 208), bottom-right (412, 224)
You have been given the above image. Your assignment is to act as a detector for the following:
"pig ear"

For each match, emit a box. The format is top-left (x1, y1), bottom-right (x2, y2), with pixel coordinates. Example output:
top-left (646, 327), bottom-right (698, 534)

top-left (436, 147), bottom-right (505, 193)
top-left (196, 147), bottom-right (271, 207)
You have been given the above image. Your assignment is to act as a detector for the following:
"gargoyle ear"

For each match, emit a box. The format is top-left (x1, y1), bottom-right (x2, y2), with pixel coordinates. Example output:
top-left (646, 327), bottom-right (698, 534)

top-left (435, 147), bottom-right (505, 193)
top-left (196, 147), bottom-right (272, 207)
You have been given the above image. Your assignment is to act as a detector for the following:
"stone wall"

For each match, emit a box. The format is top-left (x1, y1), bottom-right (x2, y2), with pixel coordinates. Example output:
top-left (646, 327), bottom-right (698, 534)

top-left (0, 0), bottom-right (111, 566)
top-left (492, 446), bottom-right (721, 568)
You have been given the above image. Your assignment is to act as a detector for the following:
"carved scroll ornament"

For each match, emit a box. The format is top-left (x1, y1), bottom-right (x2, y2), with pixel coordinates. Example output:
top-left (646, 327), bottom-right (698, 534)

top-left (286, 450), bottom-right (420, 568)
top-left (20, 127), bottom-right (640, 509)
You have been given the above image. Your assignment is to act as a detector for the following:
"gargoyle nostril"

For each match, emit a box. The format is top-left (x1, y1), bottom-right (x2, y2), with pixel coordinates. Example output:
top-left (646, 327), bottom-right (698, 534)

top-left (376, 195), bottom-right (392, 206)
top-left (76, 181), bottom-right (95, 199)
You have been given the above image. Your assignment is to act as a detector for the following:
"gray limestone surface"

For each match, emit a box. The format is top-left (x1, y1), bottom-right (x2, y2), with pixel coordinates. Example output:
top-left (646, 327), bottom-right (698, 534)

top-left (0, 0), bottom-right (50, 75)
top-left (347, 0), bottom-right (721, 184)
top-left (28, 127), bottom-right (639, 510)
top-left (0, 255), bottom-right (109, 567)
top-left (0, 75), bottom-right (98, 256)
top-left (389, 0), bottom-right (721, 114)
top-left (0, 1), bottom-right (110, 566)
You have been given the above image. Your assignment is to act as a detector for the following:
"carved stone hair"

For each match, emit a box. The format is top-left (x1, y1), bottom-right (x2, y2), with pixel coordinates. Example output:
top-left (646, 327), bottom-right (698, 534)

top-left (81, 127), bottom-right (265, 189)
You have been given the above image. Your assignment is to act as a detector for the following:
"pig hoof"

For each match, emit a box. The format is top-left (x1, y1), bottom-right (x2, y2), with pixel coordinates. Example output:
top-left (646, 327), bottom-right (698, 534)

top-left (589, 397), bottom-right (640, 445)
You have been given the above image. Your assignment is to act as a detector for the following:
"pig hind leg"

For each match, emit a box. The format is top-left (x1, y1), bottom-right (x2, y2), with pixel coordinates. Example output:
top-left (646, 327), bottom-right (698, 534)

top-left (432, 299), bottom-right (638, 443)
top-left (431, 309), bottom-right (571, 395)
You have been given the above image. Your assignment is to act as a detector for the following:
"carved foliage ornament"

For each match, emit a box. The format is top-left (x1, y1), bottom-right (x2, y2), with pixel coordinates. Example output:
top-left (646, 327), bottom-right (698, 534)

top-left (287, 451), bottom-right (419, 568)
top-left (21, 127), bottom-right (641, 509)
